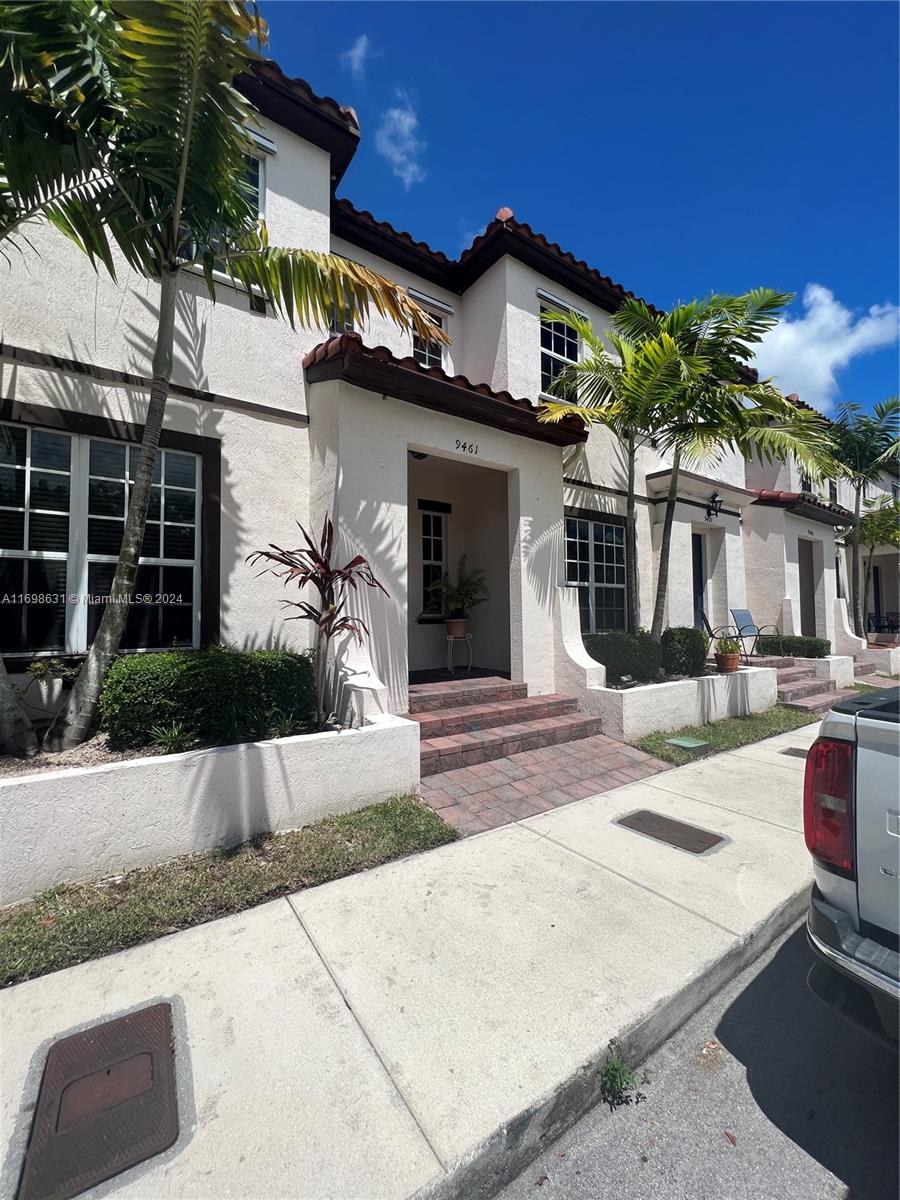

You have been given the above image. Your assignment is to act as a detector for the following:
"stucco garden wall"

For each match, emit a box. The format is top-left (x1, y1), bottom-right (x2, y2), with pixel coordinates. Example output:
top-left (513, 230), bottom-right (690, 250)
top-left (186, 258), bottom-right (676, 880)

top-left (0, 713), bottom-right (418, 906)
top-left (586, 667), bottom-right (777, 742)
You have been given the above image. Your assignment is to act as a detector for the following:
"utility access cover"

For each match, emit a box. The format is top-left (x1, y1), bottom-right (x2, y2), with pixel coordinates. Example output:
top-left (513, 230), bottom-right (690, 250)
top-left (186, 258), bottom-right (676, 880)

top-left (615, 809), bottom-right (723, 855)
top-left (17, 1002), bottom-right (178, 1200)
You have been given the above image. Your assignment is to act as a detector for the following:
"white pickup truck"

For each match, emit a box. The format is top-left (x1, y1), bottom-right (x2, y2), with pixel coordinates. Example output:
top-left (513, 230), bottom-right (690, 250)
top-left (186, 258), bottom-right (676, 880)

top-left (804, 688), bottom-right (899, 1041)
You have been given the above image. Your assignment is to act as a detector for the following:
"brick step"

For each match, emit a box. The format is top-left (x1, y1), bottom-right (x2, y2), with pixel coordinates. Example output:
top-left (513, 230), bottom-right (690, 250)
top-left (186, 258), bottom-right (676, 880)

top-left (421, 713), bottom-right (603, 776)
top-left (777, 677), bottom-right (835, 702)
top-left (781, 688), bottom-right (858, 716)
top-left (408, 677), bottom-right (527, 714)
top-left (853, 661), bottom-right (878, 677)
top-left (410, 694), bottom-right (578, 739)
top-left (752, 656), bottom-right (796, 669)
top-left (854, 675), bottom-right (900, 690)
top-left (775, 666), bottom-right (817, 685)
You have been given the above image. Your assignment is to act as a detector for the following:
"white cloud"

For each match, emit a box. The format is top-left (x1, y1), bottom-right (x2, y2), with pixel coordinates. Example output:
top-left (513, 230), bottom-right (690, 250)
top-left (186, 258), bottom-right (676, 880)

top-left (340, 34), bottom-right (371, 82)
top-left (753, 283), bottom-right (899, 412)
top-left (375, 88), bottom-right (427, 189)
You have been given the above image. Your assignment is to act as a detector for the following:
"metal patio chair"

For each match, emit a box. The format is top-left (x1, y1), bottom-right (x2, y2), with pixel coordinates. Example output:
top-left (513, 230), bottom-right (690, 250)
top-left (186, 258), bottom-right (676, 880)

top-left (729, 608), bottom-right (779, 661)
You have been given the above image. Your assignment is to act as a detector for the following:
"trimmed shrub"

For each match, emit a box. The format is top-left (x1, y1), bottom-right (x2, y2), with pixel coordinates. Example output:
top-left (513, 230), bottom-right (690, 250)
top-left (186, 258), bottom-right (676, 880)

top-left (583, 630), bottom-right (663, 685)
top-left (756, 634), bottom-right (831, 660)
top-left (100, 646), bottom-right (316, 749)
top-left (660, 626), bottom-right (710, 678)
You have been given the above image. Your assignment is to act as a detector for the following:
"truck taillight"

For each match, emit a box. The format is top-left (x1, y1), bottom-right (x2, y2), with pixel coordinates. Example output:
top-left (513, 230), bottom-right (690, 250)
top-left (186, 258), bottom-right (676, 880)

top-left (803, 737), bottom-right (855, 877)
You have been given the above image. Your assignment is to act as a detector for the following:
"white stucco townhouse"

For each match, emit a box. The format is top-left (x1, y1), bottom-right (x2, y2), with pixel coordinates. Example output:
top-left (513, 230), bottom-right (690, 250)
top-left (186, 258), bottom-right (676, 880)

top-left (1, 60), bottom-right (895, 719)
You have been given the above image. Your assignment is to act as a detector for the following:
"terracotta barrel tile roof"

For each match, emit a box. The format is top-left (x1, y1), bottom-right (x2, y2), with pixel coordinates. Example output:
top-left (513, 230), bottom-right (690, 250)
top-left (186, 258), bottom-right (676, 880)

top-left (302, 333), bottom-right (587, 445)
top-left (751, 488), bottom-right (853, 522)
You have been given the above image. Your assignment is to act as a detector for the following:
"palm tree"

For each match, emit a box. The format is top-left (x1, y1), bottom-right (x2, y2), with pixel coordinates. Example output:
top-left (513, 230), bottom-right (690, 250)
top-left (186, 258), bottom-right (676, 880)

top-left (0, 1), bottom-right (445, 754)
top-left (615, 291), bottom-right (834, 640)
top-left (831, 398), bottom-right (900, 636)
top-left (538, 316), bottom-right (703, 632)
top-left (857, 494), bottom-right (900, 628)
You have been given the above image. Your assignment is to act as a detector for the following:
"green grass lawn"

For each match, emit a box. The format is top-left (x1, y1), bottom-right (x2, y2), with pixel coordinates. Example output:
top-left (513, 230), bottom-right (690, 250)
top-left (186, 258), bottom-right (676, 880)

top-left (632, 705), bottom-right (819, 767)
top-left (0, 797), bottom-right (456, 988)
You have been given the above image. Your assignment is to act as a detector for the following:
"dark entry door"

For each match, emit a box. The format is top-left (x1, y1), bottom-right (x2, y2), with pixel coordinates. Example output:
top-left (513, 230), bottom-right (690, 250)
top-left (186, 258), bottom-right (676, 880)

top-left (873, 566), bottom-right (883, 623)
top-left (692, 533), bottom-right (705, 630)
top-left (798, 538), bottom-right (816, 637)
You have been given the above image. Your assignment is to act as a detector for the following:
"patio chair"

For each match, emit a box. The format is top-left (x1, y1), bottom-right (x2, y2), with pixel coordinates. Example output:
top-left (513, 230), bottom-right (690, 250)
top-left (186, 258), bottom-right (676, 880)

top-left (729, 608), bottom-right (779, 661)
top-left (700, 610), bottom-right (739, 644)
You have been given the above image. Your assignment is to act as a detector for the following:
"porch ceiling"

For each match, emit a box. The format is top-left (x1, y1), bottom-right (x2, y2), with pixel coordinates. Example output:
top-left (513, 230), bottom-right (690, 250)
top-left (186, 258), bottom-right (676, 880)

top-left (303, 333), bottom-right (587, 446)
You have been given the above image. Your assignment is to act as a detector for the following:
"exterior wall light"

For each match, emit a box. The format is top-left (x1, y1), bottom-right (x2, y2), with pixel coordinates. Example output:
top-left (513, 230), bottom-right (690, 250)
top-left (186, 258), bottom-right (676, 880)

top-left (705, 492), bottom-right (723, 522)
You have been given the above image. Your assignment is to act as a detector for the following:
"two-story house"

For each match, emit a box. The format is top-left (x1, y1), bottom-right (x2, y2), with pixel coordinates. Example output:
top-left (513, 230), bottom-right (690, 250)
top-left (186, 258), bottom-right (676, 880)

top-left (1, 59), bottom-right (888, 721)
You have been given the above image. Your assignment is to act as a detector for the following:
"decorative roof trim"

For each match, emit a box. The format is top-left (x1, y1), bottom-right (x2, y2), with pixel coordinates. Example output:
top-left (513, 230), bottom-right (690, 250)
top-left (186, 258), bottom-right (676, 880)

top-left (303, 333), bottom-right (586, 446)
top-left (236, 60), bottom-right (360, 186)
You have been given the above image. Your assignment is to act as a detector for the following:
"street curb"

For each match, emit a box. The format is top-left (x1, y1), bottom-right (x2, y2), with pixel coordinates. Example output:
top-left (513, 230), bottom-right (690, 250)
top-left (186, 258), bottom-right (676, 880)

top-left (410, 884), bottom-right (810, 1200)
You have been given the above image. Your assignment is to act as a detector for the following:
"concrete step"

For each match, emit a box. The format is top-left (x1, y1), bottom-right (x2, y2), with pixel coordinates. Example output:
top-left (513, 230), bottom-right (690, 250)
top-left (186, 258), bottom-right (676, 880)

top-left (410, 694), bottom-right (578, 739)
top-left (408, 677), bottom-right (527, 714)
top-left (420, 712), bottom-right (603, 776)
top-left (777, 677), bottom-right (835, 703)
top-left (775, 666), bottom-right (817, 685)
top-left (781, 687), bottom-right (859, 715)
top-left (752, 656), bottom-right (796, 669)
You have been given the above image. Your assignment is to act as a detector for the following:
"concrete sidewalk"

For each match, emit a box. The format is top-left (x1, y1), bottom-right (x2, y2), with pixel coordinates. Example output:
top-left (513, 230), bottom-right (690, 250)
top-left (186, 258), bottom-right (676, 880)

top-left (0, 722), bottom-right (819, 1200)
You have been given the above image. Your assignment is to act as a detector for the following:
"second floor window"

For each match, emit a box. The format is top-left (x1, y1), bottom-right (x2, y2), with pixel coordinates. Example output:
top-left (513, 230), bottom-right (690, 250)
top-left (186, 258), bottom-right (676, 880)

top-left (413, 314), bottom-right (444, 369)
top-left (329, 303), bottom-right (354, 335)
top-left (540, 305), bottom-right (578, 396)
top-left (828, 480), bottom-right (838, 504)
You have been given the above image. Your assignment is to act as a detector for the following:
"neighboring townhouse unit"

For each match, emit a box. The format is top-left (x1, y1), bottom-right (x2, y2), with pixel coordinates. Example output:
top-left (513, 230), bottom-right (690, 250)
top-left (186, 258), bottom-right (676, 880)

top-left (1, 60), bottom-right (893, 717)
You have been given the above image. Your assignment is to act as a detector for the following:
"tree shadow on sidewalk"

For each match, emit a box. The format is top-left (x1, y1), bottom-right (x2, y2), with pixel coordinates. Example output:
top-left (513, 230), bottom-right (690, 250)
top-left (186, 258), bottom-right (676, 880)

top-left (716, 927), bottom-right (898, 1200)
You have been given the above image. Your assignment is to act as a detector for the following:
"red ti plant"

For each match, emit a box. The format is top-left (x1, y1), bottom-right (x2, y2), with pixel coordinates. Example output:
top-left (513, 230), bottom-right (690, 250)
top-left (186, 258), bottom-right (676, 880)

top-left (248, 516), bottom-right (388, 729)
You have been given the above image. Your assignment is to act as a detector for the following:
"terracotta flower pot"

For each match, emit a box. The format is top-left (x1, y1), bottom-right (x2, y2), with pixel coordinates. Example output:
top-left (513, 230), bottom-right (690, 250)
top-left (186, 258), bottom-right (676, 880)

top-left (446, 617), bottom-right (467, 638)
top-left (715, 652), bottom-right (741, 674)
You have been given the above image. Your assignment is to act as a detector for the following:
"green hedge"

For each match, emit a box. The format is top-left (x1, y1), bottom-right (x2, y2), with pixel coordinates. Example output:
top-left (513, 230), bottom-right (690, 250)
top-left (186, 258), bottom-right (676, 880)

top-left (756, 634), bottom-right (831, 660)
top-left (583, 631), bottom-right (662, 685)
top-left (100, 647), bottom-right (316, 749)
top-left (660, 626), bottom-right (709, 677)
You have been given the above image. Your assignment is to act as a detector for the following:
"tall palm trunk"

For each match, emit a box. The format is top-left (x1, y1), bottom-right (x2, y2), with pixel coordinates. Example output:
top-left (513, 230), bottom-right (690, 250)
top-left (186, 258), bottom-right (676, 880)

top-left (44, 268), bottom-right (179, 751)
top-left (0, 656), bottom-right (39, 757)
top-left (650, 445), bottom-right (682, 642)
top-left (624, 433), bottom-right (638, 633)
top-left (850, 484), bottom-right (864, 637)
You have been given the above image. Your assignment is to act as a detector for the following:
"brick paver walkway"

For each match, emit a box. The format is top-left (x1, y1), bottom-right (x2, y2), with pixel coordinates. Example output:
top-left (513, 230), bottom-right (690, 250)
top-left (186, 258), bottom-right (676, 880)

top-left (420, 733), bottom-right (672, 835)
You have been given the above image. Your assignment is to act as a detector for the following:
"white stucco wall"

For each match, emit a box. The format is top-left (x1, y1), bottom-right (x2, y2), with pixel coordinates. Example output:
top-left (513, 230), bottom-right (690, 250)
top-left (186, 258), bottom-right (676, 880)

top-left (0, 714), bottom-right (419, 905)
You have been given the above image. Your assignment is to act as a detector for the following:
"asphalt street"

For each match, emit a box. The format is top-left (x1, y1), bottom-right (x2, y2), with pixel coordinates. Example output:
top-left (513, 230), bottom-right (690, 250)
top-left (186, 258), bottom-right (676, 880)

top-left (500, 922), bottom-right (898, 1200)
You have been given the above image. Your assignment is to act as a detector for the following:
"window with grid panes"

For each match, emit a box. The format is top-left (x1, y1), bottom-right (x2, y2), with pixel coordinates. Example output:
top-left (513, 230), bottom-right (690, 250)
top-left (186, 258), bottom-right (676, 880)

top-left (421, 510), bottom-right (447, 613)
top-left (540, 305), bottom-right (578, 397)
top-left (0, 421), bottom-right (201, 655)
top-left (564, 516), bottom-right (627, 633)
top-left (412, 313), bottom-right (443, 369)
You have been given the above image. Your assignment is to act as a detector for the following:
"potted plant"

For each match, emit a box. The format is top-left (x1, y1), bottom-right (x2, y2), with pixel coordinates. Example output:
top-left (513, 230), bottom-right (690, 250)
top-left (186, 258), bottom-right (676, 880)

top-left (430, 555), bottom-right (489, 637)
top-left (714, 635), bottom-right (741, 674)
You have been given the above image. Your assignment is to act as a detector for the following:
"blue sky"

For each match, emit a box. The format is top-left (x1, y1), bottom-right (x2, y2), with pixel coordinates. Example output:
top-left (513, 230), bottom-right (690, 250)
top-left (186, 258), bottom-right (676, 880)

top-left (262, 1), bottom-right (899, 414)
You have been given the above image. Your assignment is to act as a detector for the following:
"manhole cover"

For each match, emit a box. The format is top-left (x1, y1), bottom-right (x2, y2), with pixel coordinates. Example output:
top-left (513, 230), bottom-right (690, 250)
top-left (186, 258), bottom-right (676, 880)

top-left (17, 1002), bottom-right (178, 1200)
top-left (615, 809), bottom-right (723, 854)
top-left (779, 747), bottom-right (808, 758)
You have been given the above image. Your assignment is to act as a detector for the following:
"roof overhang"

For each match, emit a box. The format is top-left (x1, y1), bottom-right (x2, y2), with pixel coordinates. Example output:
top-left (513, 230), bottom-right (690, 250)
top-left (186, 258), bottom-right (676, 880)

top-left (236, 62), bottom-right (360, 186)
top-left (645, 467), bottom-right (758, 510)
top-left (304, 338), bottom-right (586, 447)
top-left (751, 489), bottom-right (854, 528)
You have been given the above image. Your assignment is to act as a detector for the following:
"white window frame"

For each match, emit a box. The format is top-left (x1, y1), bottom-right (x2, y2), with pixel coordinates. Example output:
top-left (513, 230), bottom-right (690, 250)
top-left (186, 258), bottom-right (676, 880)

top-left (0, 422), bottom-right (202, 658)
top-left (564, 515), bottom-right (627, 633)
top-left (540, 303), bottom-right (579, 399)
top-left (420, 509), bottom-right (448, 614)
top-left (413, 312), bottom-right (445, 370)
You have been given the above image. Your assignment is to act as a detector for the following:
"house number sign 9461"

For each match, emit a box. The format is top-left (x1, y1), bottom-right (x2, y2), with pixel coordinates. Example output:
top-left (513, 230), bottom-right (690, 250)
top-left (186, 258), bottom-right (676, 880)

top-left (455, 439), bottom-right (479, 455)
